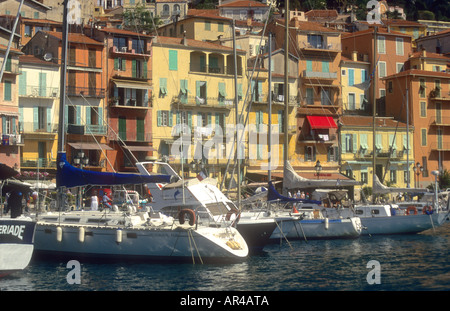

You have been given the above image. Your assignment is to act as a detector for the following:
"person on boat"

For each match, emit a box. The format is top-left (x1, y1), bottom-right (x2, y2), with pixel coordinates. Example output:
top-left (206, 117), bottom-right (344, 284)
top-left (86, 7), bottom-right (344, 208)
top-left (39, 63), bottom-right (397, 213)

top-left (8, 190), bottom-right (23, 218)
top-left (102, 193), bottom-right (112, 209)
top-left (91, 192), bottom-right (99, 211)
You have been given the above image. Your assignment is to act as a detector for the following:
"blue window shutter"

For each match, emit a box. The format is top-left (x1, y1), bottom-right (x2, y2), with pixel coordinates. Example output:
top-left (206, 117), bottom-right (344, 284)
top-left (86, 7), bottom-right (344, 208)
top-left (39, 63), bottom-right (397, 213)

top-left (322, 61), bottom-right (329, 73)
top-left (306, 60), bottom-right (312, 72)
top-left (39, 72), bottom-right (47, 97)
top-left (76, 106), bottom-right (81, 125)
top-left (86, 107), bottom-right (91, 125)
top-left (169, 111), bottom-right (173, 127)
top-left (348, 69), bottom-right (354, 86)
top-left (19, 107), bottom-right (23, 132)
top-left (157, 111), bottom-right (162, 127)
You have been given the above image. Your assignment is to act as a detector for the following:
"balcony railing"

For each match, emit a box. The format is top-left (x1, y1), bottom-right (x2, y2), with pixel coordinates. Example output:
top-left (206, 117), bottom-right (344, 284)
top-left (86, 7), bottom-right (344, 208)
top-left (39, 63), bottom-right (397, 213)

top-left (111, 132), bottom-right (152, 142)
top-left (110, 46), bottom-right (150, 56)
top-left (431, 142), bottom-right (450, 151)
top-left (171, 95), bottom-right (235, 109)
top-left (21, 157), bottom-right (56, 169)
top-left (298, 134), bottom-right (337, 144)
top-left (303, 70), bottom-right (337, 79)
top-left (429, 116), bottom-right (450, 126)
top-left (19, 86), bottom-right (59, 98)
top-left (299, 41), bottom-right (342, 52)
top-left (1, 134), bottom-right (23, 145)
top-left (66, 124), bottom-right (107, 135)
top-left (189, 64), bottom-right (243, 76)
top-left (21, 122), bottom-right (58, 133)
top-left (66, 86), bottom-right (105, 98)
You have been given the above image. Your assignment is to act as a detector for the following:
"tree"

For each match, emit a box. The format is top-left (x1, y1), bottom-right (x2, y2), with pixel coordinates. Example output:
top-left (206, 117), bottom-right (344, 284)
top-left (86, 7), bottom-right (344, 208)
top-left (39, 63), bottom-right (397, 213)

top-left (438, 169), bottom-right (450, 190)
top-left (122, 3), bottom-right (162, 33)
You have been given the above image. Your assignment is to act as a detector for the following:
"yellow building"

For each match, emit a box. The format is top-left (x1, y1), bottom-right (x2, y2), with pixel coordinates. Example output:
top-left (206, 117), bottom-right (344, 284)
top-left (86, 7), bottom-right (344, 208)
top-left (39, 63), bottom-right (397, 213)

top-left (382, 19), bottom-right (427, 49)
top-left (246, 48), bottom-right (299, 182)
top-left (340, 52), bottom-right (371, 113)
top-left (151, 36), bottom-right (247, 182)
top-left (340, 115), bottom-right (414, 199)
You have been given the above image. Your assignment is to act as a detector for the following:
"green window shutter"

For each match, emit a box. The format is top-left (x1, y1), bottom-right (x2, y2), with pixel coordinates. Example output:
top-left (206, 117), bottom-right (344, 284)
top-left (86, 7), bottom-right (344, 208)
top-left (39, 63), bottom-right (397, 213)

top-left (5, 56), bottom-right (11, 72)
top-left (218, 22), bottom-right (223, 32)
top-left (168, 111), bottom-right (173, 127)
top-left (197, 112), bottom-right (202, 127)
top-left (208, 112), bottom-right (212, 125)
top-left (76, 106), bottom-right (81, 125)
top-left (169, 50), bottom-right (178, 71)
top-left (200, 55), bottom-right (206, 72)
top-left (119, 117), bottom-right (126, 140)
top-left (143, 60), bottom-right (147, 78)
top-left (122, 59), bottom-right (126, 71)
top-left (33, 106), bottom-right (39, 131)
top-left (114, 58), bottom-right (119, 70)
top-left (19, 71), bottom-right (26, 95)
top-left (176, 111), bottom-right (181, 125)
top-left (352, 133), bottom-right (357, 153)
top-left (188, 111), bottom-right (192, 128)
top-left (4, 81), bottom-right (11, 101)
top-left (205, 21), bottom-right (211, 31)
top-left (157, 110), bottom-right (162, 127)
top-left (98, 107), bottom-right (103, 127)
top-left (306, 60), bottom-right (312, 72)
top-left (237, 83), bottom-right (243, 100)
top-left (132, 59), bottom-right (137, 77)
top-left (322, 61), bottom-right (329, 73)
top-left (159, 78), bottom-right (167, 95)
top-left (278, 110), bottom-right (282, 132)
top-left (376, 134), bottom-right (382, 150)
top-left (341, 133), bottom-right (347, 152)
top-left (136, 118), bottom-right (144, 141)
top-left (86, 107), bottom-right (91, 125)
top-left (39, 72), bottom-right (47, 97)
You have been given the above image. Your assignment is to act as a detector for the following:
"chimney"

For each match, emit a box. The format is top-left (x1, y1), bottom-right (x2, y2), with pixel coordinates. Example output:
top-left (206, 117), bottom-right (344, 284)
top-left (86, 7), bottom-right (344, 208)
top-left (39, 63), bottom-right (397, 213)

top-left (182, 31), bottom-right (187, 46)
top-left (352, 51), bottom-right (357, 61)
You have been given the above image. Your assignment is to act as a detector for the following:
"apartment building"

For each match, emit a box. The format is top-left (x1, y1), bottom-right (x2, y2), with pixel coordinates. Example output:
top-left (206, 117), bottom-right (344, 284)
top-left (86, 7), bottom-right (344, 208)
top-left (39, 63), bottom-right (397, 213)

top-left (151, 36), bottom-right (247, 182)
top-left (384, 51), bottom-right (450, 187)
top-left (18, 54), bottom-right (60, 172)
top-left (0, 45), bottom-right (23, 168)
top-left (23, 30), bottom-right (109, 172)
top-left (340, 115), bottom-right (414, 197)
top-left (90, 26), bottom-right (154, 172)
top-left (341, 28), bottom-right (412, 116)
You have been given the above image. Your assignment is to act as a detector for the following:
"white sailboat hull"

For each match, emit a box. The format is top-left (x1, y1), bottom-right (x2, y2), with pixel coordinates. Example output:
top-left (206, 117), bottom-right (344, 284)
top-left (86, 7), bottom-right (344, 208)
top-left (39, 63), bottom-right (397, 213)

top-left (271, 217), bottom-right (362, 240)
top-left (360, 212), bottom-right (446, 235)
top-left (34, 222), bottom-right (248, 263)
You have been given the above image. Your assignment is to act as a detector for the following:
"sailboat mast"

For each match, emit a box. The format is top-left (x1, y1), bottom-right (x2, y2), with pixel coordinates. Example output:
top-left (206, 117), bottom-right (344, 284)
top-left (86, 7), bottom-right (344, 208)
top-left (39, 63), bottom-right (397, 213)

top-left (0, 0), bottom-right (24, 82)
top-left (268, 33), bottom-right (272, 181)
top-left (58, 0), bottom-right (69, 153)
top-left (284, 0), bottom-right (289, 167)
top-left (232, 19), bottom-right (241, 208)
top-left (372, 26), bottom-right (378, 203)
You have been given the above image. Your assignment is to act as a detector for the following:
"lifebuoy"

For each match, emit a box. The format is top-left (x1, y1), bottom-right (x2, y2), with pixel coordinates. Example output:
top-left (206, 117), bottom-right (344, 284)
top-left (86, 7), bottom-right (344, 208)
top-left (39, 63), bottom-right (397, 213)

top-left (406, 206), bottom-right (418, 215)
top-left (422, 205), bottom-right (433, 215)
top-left (179, 209), bottom-right (196, 226)
top-left (225, 208), bottom-right (241, 225)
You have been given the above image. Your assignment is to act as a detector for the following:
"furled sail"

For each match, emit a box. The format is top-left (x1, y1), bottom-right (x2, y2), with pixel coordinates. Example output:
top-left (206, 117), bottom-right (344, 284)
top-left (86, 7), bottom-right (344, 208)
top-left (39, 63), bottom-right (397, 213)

top-left (283, 161), bottom-right (361, 189)
top-left (372, 175), bottom-right (429, 194)
top-left (268, 181), bottom-right (321, 204)
top-left (56, 152), bottom-right (172, 188)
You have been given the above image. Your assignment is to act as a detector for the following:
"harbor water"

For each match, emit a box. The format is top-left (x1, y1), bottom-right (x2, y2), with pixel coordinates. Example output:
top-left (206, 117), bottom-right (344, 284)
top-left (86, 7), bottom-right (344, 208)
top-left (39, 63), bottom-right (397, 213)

top-left (1, 223), bottom-right (449, 292)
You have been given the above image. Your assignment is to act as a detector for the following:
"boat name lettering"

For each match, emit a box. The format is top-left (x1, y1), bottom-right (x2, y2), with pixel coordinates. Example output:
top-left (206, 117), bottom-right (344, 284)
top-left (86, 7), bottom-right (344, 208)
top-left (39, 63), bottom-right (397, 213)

top-left (0, 225), bottom-right (26, 240)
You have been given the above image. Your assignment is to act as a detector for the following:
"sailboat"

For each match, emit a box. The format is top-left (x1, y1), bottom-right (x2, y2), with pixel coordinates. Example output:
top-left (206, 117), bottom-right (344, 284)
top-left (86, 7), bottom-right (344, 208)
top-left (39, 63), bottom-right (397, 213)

top-left (33, 0), bottom-right (248, 263)
top-left (0, 163), bottom-right (36, 276)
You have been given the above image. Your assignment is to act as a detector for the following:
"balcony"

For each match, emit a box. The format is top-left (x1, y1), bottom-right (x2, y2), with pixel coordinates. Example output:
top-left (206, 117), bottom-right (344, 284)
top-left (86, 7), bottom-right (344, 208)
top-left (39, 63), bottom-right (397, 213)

top-left (110, 46), bottom-right (150, 56)
top-left (21, 122), bottom-right (58, 134)
top-left (19, 86), bottom-right (59, 98)
top-left (298, 133), bottom-right (337, 144)
top-left (66, 124), bottom-right (107, 135)
top-left (428, 89), bottom-right (450, 101)
top-left (299, 41), bottom-right (341, 53)
top-left (2, 62), bottom-right (20, 75)
top-left (109, 97), bottom-right (150, 109)
top-left (109, 132), bottom-right (152, 142)
top-left (171, 95), bottom-right (234, 110)
top-left (1, 134), bottom-right (23, 146)
top-left (429, 116), bottom-right (450, 126)
top-left (21, 157), bottom-right (56, 169)
top-left (354, 149), bottom-right (404, 159)
top-left (431, 142), bottom-right (450, 151)
top-left (67, 86), bottom-right (105, 98)
top-left (302, 70), bottom-right (338, 80)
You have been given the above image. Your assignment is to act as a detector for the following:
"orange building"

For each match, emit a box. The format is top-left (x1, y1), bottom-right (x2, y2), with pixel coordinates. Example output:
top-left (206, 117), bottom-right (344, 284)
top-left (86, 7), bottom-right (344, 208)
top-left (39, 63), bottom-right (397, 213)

top-left (88, 27), bottom-right (154, 172)
top-left (384, 65), bottom-right (450, 187)
top-left (341, 28), bottom-right (412, 116)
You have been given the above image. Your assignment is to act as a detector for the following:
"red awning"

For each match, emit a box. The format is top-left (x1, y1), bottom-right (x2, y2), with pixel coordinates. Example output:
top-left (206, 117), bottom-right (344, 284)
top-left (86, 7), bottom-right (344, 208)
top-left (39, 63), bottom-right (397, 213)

top-left (306, 116), bottom-right (337, 129)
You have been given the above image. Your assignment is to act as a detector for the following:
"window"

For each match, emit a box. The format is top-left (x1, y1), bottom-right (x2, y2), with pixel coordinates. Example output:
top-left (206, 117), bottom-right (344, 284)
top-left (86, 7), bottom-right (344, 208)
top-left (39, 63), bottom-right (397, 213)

top-left (218, 82), bottom-right (227, 105)
top-left (113, 37), bottom-right (127, 50)
top-left (218, 22), bottom-right (224, 32)
top-left (157, 110), bottom-right (172, 127)
top-left (361, 168), bottom-right (368, 184)
top-left (114, 58), bottom-right (126, 71)
top-left (304, 146), bottom-right (315, 162)
top-left (434, 79), bottom-right (441, 98)
top-left (321, 89), bottom-right (332, 105)
top-left (306, 88), bottom-right (314, 105)
top-left (396, 63), bottom-right (404, 73)
top-left (377, 36), bottom-right (386, 54)
top-left (419, 79), bottom-right (426, 98)
top-left (343, 133), bottom-right (357, 153)
top-left (322, 61), bottom-right (329, 73)
top-left (24, 25), bottom-right (32, 36)
top-left (361, 69), bottom-right (367, 82)
top-left (395, 38), bottom-right (404, 55)
top-left (205, 21), bottom-right (211, 31)
top-left (196, 81), bottom-right (207, 105)
top-left (378, 61), bottom-right (386, 78)
top-left (421, 128), bottom-right (427, 146)
top-left (159, 78), bottom-right (167, 97)
top-left (306, 60), bottom-right (313, 72)
top-left (389, 169), bottom-right (397, 184)
top-left (348, 93), bottom-right (355, 110)
top-left (197, 112), bottom-right (210, 127)
top-left (420, 101), bottom-right (426, 117)
top-left (388, 81), bottom-right (393, 93)
top-left (307, 34), bottom-right (323, 48)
